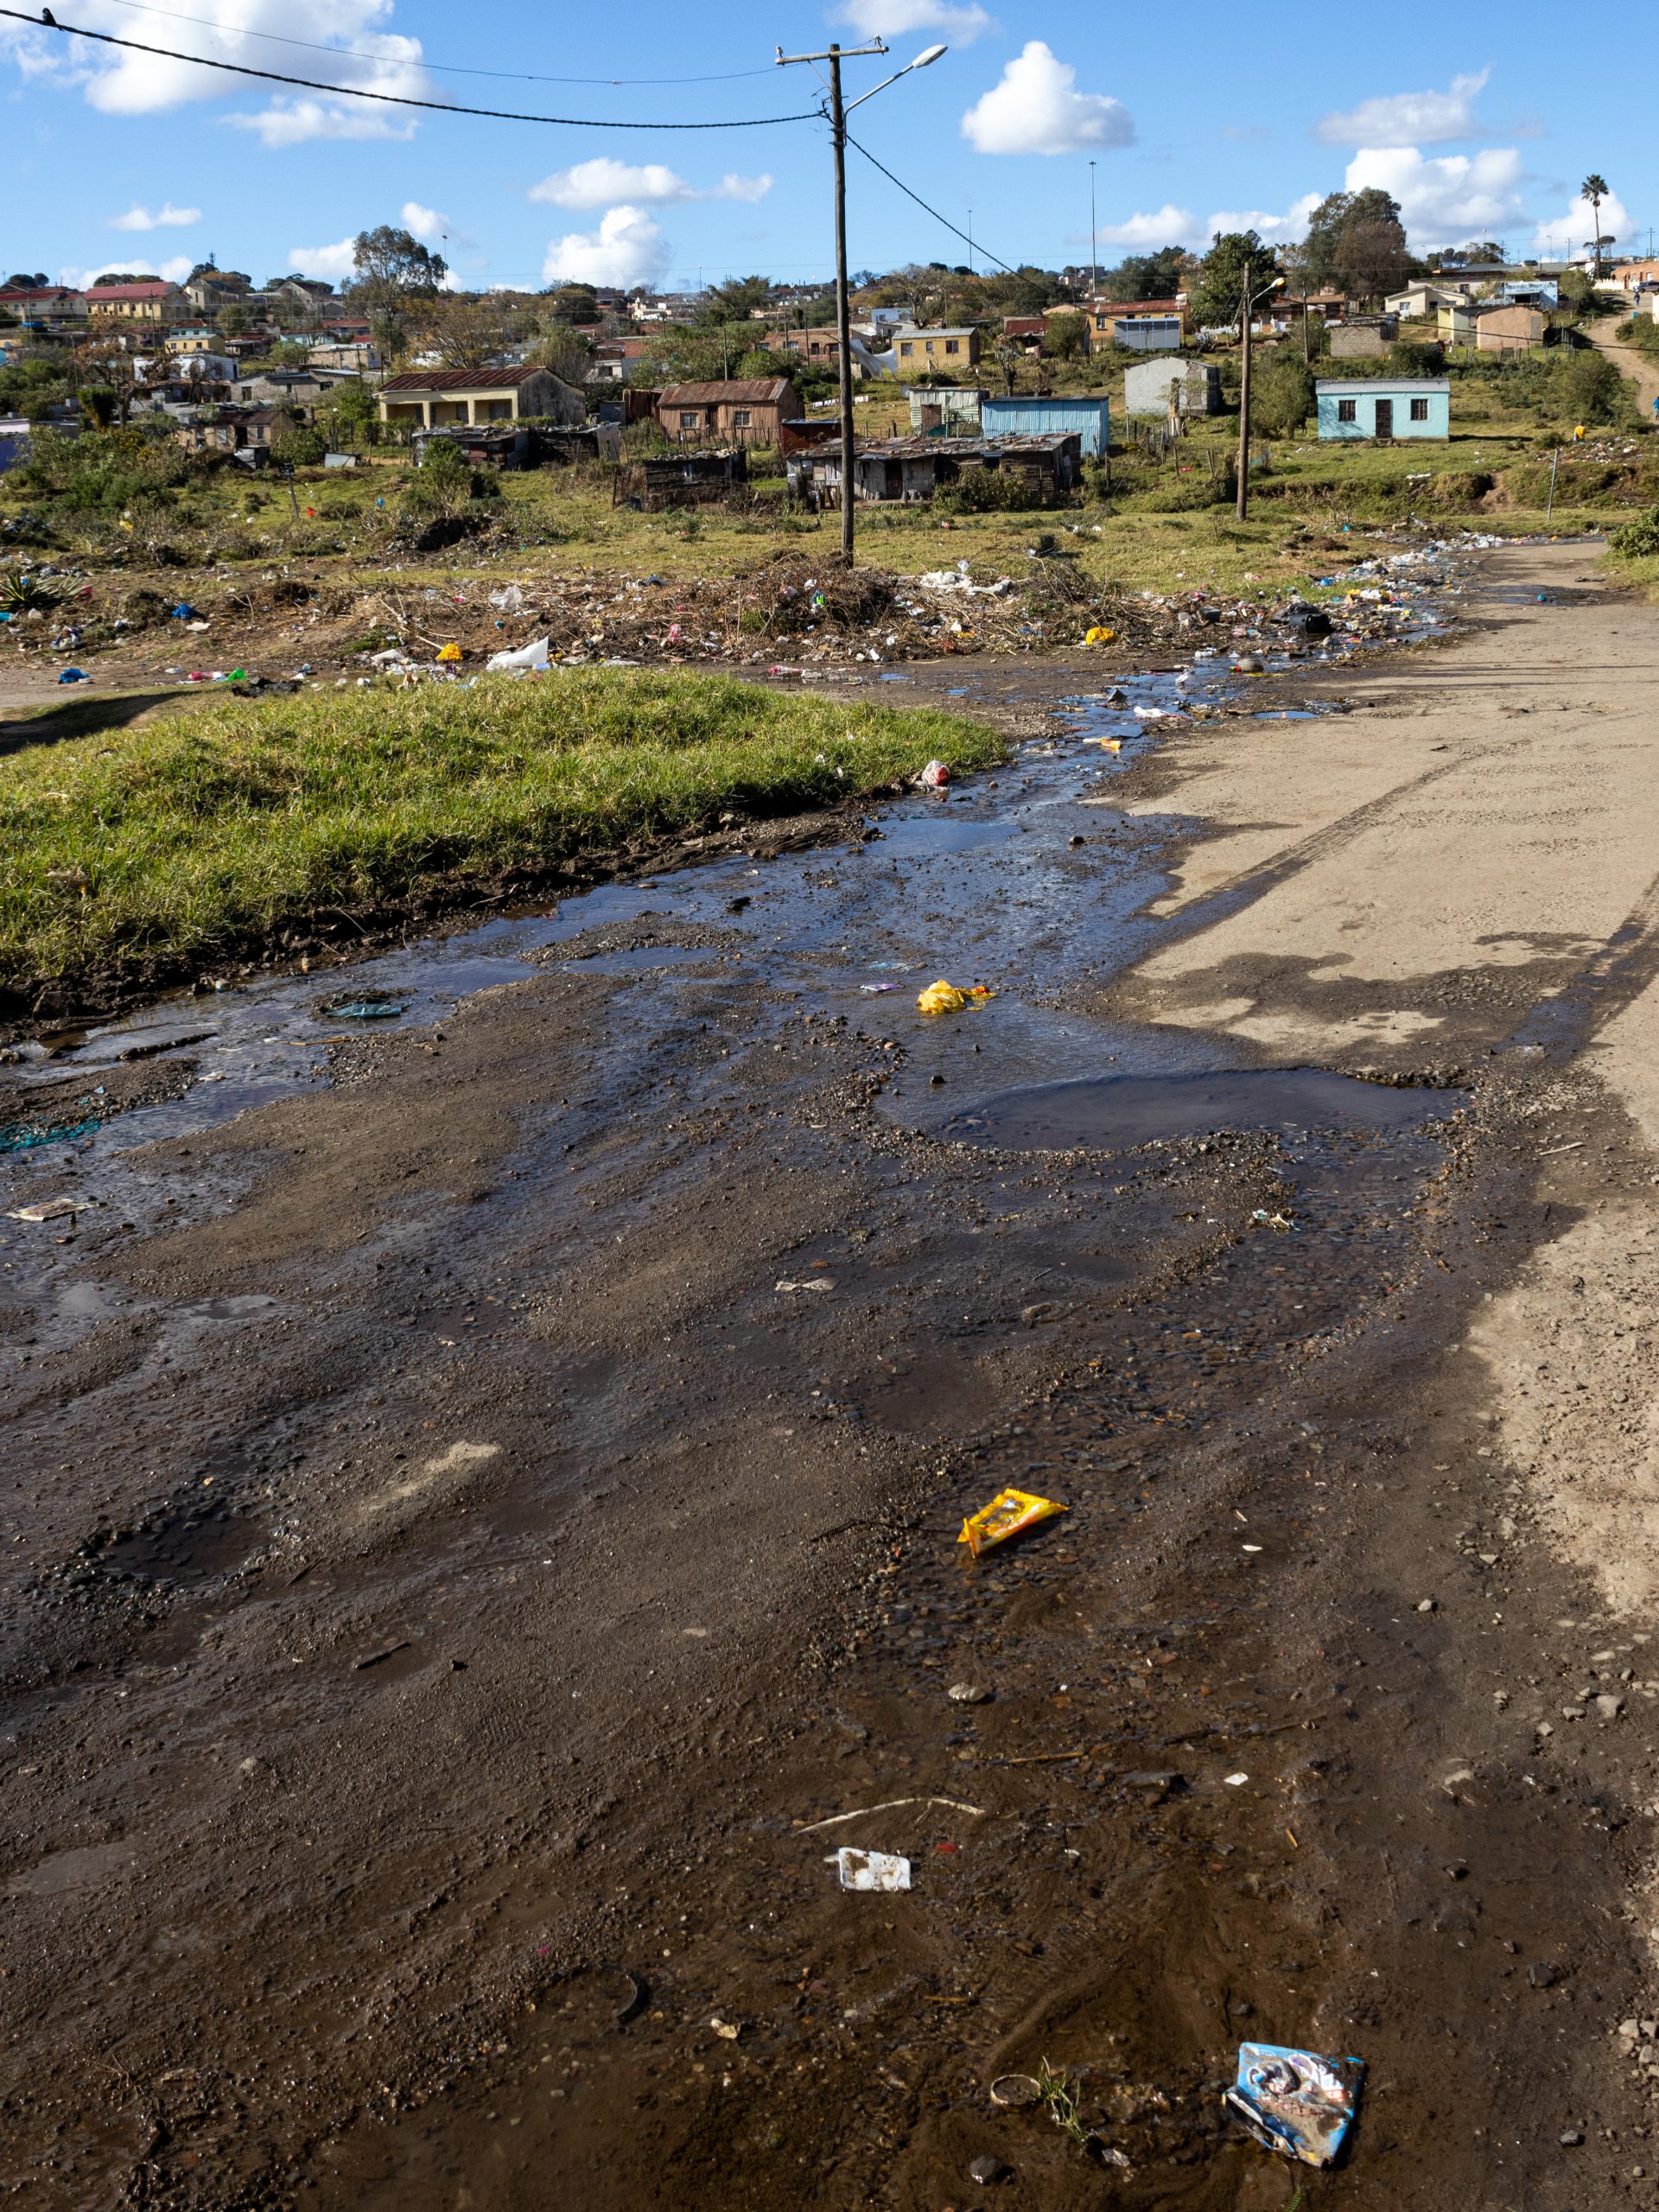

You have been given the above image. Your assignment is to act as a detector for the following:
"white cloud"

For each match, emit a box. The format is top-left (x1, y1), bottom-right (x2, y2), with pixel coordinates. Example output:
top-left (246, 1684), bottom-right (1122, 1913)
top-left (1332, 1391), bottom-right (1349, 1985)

top-left (1531, 184), bottom-right (1634, 257)
top-left (108, 201), bottom-right (200, 231)
top-left (1314, 69), bottom-right (1490, 148)
top-left (1092, 204), bottom-right (1196, 249)
top-left (1205, 192), bottom-right (1323, 245)
top-left (2, 0), bottom-right (429, 142)
top-left (961, 41), bottom-right (1133, 156)
top-left (287, 237), bottom-right (358, 282)
top-left (529, 159), bottom-right (772, 210)
top-left (836, 0), bottom-right (992, 45)
top-left (401, 200), bottom-right (448, 240)
top-left (542, 206), bottom-right (668, 289)
top-left (1344, 145), bottom-right (1527, 245)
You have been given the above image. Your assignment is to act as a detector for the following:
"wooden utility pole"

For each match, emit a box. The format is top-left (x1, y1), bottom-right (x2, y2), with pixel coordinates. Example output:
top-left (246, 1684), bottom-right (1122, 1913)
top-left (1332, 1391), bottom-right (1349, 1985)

top-left (776, 35), bottom-right (945, 567)
top-left (1236, 271), bottom-right (1254, 522)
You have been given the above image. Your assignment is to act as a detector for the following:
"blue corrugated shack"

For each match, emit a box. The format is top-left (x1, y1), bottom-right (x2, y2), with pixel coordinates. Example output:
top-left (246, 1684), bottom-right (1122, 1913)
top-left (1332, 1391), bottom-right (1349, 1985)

top-left (1316, 377), bottom-right (1449, 441)
top-left (981, 393), bottom-right (1111, 456)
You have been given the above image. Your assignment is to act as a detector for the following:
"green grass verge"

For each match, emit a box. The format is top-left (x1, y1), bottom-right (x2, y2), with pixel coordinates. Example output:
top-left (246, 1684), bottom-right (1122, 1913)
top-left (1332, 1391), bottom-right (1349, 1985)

top-left (0, 669), bottom-right (1003, 1003)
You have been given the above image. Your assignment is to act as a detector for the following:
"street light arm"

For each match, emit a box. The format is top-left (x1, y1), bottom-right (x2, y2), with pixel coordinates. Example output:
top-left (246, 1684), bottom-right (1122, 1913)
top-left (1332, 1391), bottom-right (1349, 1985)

top-left (842, 42), bottom-right (946, 112)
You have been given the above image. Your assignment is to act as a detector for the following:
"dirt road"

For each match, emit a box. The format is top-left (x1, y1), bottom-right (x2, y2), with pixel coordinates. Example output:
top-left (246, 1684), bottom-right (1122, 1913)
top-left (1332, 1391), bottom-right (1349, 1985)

top-left (6, 541), bottom-right (1659, 2209)
top-left (1589, 313), bottom-right (1659, 417)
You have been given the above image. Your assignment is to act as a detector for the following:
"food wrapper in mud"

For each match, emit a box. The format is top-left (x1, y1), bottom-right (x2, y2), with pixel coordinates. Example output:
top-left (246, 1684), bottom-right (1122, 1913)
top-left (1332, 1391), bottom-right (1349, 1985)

top-left (917, 979), bottom-right (992, 1015)
top-left (1224, 2044), bottom-right (1363, 2168)
top-left (830, 1847), bottom-right (912, 1892)
top-left (957, 1487), bottom-right (1067, 1559)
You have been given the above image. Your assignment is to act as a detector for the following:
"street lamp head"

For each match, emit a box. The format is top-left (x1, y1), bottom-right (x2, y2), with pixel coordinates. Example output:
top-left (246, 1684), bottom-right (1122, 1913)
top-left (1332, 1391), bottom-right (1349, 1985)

top-left (909, 42), bottom-right (947, 67)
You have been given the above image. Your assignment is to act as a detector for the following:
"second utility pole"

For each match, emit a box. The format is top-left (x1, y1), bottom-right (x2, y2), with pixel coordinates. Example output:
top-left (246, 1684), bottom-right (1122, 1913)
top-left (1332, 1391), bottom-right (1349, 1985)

top-left (827, 45), bottom-right (855, 569)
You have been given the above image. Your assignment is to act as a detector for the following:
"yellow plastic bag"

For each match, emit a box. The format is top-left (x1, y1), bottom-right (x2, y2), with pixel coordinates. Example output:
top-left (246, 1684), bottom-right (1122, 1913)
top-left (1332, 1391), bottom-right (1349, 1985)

top-left (958, 1487), bottom-right (1067, 1558)
top-left (436, 642), bottom-right (463, 663)
top-left (1095, 736), bottom-right (1123, 753)
top-left (917, 979), bottom-right (991, 1015)
top-left (1084, 626), bottom-right (1116, 645)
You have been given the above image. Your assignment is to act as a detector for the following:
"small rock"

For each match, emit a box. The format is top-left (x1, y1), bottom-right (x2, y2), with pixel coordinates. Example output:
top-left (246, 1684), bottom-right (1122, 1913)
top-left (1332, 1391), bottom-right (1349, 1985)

top-left (968, 2154), bottom-right (1007, 2185)
top-left (1529, 1962), bottom-right (1561, 1989)
top-left (1560, 2130), bottom-right (1584, 2147)
top-left (1596, 1694), bottom-right (1624, 1721)
top-left (948, 1682), bottom-right (990, 1704)
top-left (1416, 1598), bottom-right (1436, 1614)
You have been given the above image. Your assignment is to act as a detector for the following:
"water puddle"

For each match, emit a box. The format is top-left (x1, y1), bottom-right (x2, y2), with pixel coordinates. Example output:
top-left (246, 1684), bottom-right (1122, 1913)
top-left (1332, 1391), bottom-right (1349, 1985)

top-left (945, 1067), bottom-right (1463, 1151)
top-left (101, 1507), bottom-right (263, 1586)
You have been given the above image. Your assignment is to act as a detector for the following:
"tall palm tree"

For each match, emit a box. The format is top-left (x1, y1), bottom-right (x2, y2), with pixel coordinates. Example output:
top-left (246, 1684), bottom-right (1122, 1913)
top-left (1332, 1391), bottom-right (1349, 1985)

top-left (1581, 174), bottom-right (1610, 279)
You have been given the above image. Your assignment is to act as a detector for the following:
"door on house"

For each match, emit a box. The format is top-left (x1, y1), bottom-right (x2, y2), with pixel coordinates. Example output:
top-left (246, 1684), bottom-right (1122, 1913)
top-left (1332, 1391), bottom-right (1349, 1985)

top-left (1374, 397), bottom-right (1394, 440)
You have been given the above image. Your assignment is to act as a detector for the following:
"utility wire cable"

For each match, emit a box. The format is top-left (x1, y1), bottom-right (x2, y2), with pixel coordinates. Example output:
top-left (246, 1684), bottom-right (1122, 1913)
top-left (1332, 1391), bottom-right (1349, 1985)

top-left (87, 0), bottom-right (778, 85)
top-left (841, 123), bottom-right (1015, 274)
top-left (0, 8), bottom-right (818, 124)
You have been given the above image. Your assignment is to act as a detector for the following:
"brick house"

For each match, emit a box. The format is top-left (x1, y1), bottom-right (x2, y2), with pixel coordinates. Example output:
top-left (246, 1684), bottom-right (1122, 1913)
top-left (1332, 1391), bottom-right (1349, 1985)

top-left (378, 365), bottom-right (585, 430)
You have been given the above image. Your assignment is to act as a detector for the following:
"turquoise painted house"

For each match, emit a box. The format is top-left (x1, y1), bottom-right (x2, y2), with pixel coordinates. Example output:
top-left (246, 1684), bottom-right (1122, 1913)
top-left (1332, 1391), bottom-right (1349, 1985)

top-left (1315, 376), bottom-right (1449, 441)
top-left (981, 394), bottom-right (1111, 456)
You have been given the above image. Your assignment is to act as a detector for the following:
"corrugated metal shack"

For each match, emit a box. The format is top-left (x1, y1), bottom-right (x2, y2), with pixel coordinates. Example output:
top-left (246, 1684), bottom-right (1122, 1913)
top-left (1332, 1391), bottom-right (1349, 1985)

top-left (614, 450), bottom-right (750, 510)
top-left (980, 393), bottom-right (1111, 454)
top-left (789, 432), bottom-right (1082, 506)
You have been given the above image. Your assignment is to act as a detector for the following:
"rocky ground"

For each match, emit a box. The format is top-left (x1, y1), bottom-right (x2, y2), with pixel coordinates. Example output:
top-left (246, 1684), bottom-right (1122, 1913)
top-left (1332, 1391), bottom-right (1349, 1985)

top-left (4, 540), bottom-right (1659, 2210)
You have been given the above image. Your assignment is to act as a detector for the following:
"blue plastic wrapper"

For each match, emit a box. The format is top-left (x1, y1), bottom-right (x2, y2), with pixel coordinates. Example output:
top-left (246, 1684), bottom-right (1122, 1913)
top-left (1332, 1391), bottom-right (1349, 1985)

top-left (1224, 2043), bottom-right (1363, 2168)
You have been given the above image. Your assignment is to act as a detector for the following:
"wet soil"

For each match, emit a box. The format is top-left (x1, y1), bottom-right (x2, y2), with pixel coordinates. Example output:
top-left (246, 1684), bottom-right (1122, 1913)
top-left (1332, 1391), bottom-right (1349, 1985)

top-left (2, 543), bottom-right (1655, 2210)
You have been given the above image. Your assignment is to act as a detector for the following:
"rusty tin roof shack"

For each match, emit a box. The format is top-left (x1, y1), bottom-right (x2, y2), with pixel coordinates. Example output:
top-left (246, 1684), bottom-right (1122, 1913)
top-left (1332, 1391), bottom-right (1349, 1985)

top-left (655, 378), bottom-right (800, 446)
top-left (798, 431), bottom-right (1081, 504)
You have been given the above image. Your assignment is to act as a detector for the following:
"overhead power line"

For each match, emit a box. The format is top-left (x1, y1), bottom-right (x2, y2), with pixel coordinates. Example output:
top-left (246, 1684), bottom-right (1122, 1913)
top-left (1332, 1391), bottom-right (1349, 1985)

top-left (91, 0), bottom-right (779, 86)
top-left (841, 124), bottom-right (1015, 274)
top-left (0, 8), bottom-right (818, 124)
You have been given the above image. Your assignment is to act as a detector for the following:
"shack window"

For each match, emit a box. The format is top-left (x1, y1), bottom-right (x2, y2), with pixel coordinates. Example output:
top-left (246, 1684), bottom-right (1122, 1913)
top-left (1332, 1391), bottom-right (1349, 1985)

top-left (899, 341), bottom-right (913, 356)
top-left (678, 411), bottom-right (698, 428)
top-left (1409, 396), bottom-right (1430, 422)
top-left (731, 410), bottom-right (751, 428)
top-left (945, 339), bottom-right (959, 353)
top-left (1337, 397), bottom-right (1357, 423)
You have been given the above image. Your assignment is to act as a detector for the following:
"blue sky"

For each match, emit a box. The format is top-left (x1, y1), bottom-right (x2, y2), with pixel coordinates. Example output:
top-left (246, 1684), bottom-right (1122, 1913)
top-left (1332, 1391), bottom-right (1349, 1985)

top-left (2, 0), bottom-right (1650, 294)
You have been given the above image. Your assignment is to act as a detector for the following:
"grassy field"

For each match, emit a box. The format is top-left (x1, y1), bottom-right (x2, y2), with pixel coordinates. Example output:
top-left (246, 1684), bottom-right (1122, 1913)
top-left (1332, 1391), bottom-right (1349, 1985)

top-left (0, 669), bottom-right (1002, 1005)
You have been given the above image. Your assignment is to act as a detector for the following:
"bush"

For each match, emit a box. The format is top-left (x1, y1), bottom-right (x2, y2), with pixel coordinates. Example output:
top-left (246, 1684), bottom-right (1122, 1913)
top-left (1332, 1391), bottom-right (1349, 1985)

top-left (397, 436), bottom-right (502, 537)
top-left (1558, 349), bottom-right (1622, 424)
top-left (938, 465), bottom-right (1046, 512)
top-left (1611, 506), bottom-right (1659, 557)
top-left (270, 423), bottom-right (327, 467)
top-left (13, 423), bottom-right (192, 511)
top-left (1250, 348), bottom-right (1314, 436)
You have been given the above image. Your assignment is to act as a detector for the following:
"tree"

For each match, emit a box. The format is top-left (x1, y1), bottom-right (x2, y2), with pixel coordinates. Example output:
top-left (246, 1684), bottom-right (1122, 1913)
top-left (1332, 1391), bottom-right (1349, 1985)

top-left (1249, 346), bottom-right (1314, 436)
top-left (73, 321), bottom-right (142, 424)
top-left (217, 298), bottom-right (251, 338)
top-left (1192, 231), bottom-right (1280, 330)
top-left (89, 271), bottom-right (161, 288)
top-left (1560, 347), bottom-right (1620, 423)
top-left (1041, 311), bottom-right (1087, 361)
top-left (1100, 246), bottom-right (1186, 300)
top-left (347, 225), bottom-right (448, 363)
top-left (698, 275), bottom-right (770, 325)
top-left (410, 293), bottom-right (526, 371)
top-left (992, 336), bottom-right (1024, 395)
top-left (543, 283), bottom-right (599, 325)
top-left (1296, 188), bottom-right (1408, 301)
top-left (7, 270), bottom-right (49, 288)
top-left (318, 380), bottom-right (380, 451)
top-left (1582, 175), bottom-right (1611, 279)
top-left (526, 319), bottom-right (594, 389)
top-left (641, 322), bottom-right (774, 384)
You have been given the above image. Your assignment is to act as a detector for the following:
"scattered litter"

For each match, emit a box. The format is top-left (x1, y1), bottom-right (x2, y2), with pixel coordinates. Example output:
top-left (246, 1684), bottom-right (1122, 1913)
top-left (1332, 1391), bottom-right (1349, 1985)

top-left (321, 999), bottom-right (408, 1021)
top-left (1250, 1209), bottom-right (1295, 1232)
top-left (486, 635), bottom-right (552, 672)
top-left (1084, 626), bottom-right (1116, 645)
top-left (1224, 2044), bottom-right (1363, 2168)
top-left (169, 602), bottom-right (199, 620)
top-left (918, 979), bottom-right (992, 1015)
top-left (868, 960), bottom-right (913, 971)
top-left (797, 1794), bottom-right (984, 1834)
top-left (487, 584), bottom-right (525, 612)
top-left (56, 666), bottom-right (90, 684)
top-left (989, 2074), bottom-right (1042, 2108)
top-left (1095, 737), bottom-right (1123, 753)
top-left (958, 1486), bottom-right (1067, 1558)
top-left (775, 1277), bottom-right (833, 1294)
top-left (917, 759), bottom-right (951, 790)
top-left (829, 1847), bottom-right (912, 1892)
top-left (1224, 1771), bottom-right (1249, 1787)
top-left (859, 982), bottom-right (898, 994)
top-left (948, 1681), bottom-right (990, 1704)
top-left (0, 1116), bottom-right (100, 1154)
top-left (435, 643), bottom-right (463, 664)
top-left (6, 1197), bottom-right (92, 1222)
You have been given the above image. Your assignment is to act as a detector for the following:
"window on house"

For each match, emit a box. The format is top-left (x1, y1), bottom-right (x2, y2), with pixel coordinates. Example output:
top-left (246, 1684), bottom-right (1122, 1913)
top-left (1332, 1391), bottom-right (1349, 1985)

top-left (1409, 397), bottom-right (1430, 422)
top-left (899, 341), bottom-right (912, 356)
top-left (945, 339), bottom-right (959, 353)
top-left (1337, 398), bottom-right (1357, 423)
top-left (732, 410), bottom-right (751, 428)
top-left (925, 340), bottom-right (935, 353)
top-left (679, 411), bottom-right (698, 428)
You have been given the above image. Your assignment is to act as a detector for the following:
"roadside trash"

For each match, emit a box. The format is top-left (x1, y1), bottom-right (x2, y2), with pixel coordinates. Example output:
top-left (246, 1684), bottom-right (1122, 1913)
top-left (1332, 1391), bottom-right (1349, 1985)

top-left (1233, 654), bottom-right (1265, 674)
top-left (990, 2075), bottom-right (1042, 2108)
top-left (918, 759), bottom-right (951, 789)
top-left (486, 636), bottom-right (551, 671)
top-left (1094, 736), bottom-right (1123, 753)
top-left (6, 1197), bottom-right (92, 1222)
top-left (321, 998), bottom-right (408, 1020)
top-left (1250, 1209), bottom-right (1294, 1232)
top-left (918, 979), bottom-right (991, 1015)
top-left (1224, 1771), bottom-right (1249, 1786)
top-left (169, 602), bottom-right (199, 620)
top-left (860, 982), bottom-right (898, 994)
top-left (436, 643), bottom-right (462, 664)
top-left (958, 1487), bottom-right (1067, 1559)
top-left (56, 667), bottom-right (89, 683)
top-left (829, 1847), bottom-right (912, 1892)
top-left (1224, 2044), bottom-right (1363, 2168)
top-left (1084, 626), bottom-right (1116, 645)
top-left (775, 1277), bottom-right (833, 1294)
top-left (0, 1116), bottom-right (101, 1154)
top-left (666, 622), bottom-right (683, 645)
top-left (487, 584), bottom-right (525, 612)
top-left (948, 1681), bottom-right (989, 1703)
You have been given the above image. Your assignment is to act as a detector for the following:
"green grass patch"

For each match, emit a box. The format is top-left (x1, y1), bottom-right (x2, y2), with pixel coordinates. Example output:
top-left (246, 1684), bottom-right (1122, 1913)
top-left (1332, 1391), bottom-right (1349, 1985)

top-left (0, 669), bottom-right (1002, 1003)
